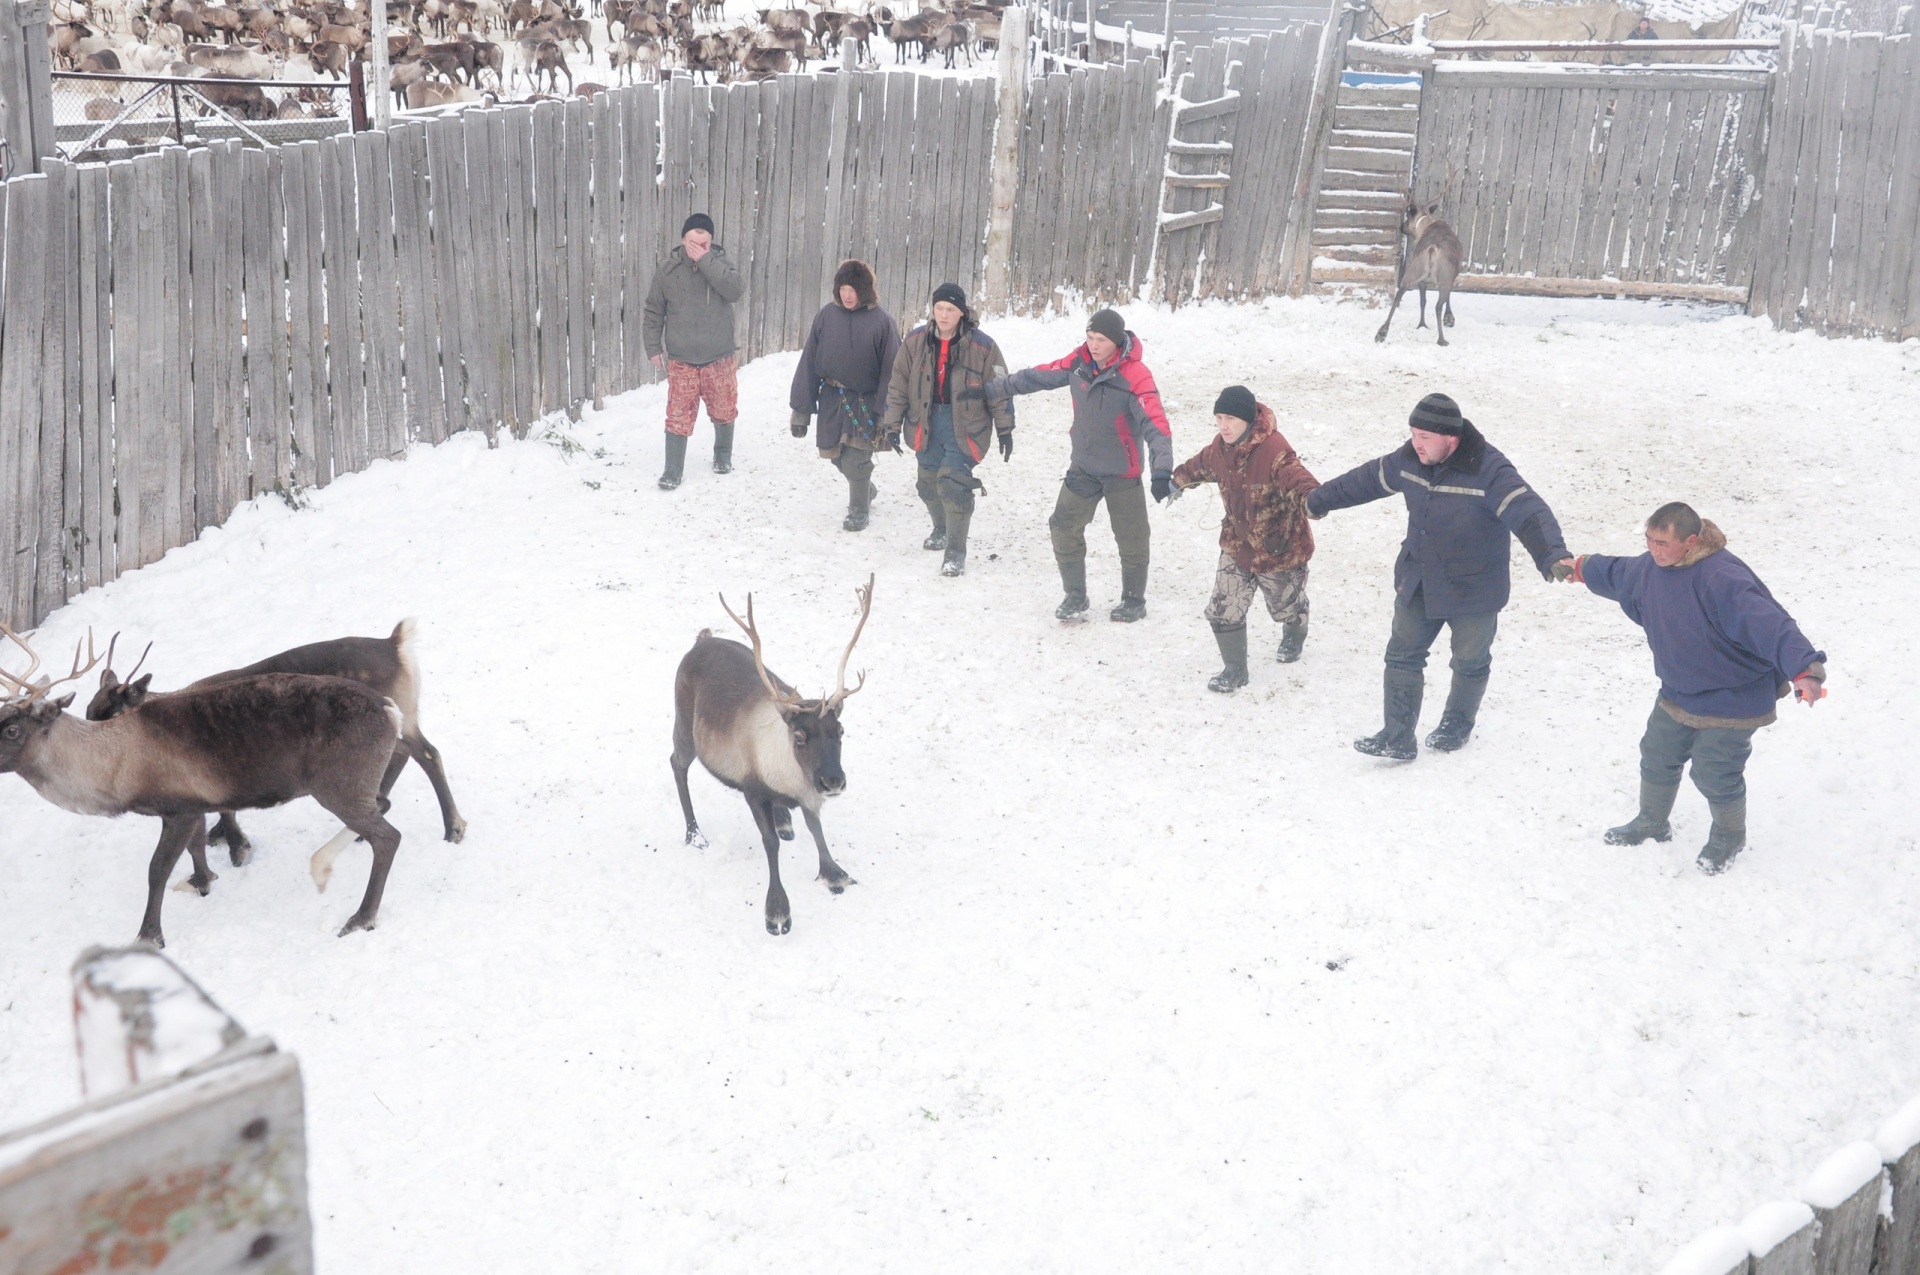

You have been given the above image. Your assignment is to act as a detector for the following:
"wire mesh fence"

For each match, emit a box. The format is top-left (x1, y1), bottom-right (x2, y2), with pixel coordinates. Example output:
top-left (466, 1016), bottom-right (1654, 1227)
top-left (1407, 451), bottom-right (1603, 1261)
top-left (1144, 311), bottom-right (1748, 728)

top-left (50, 71), bottom-right (357, 160)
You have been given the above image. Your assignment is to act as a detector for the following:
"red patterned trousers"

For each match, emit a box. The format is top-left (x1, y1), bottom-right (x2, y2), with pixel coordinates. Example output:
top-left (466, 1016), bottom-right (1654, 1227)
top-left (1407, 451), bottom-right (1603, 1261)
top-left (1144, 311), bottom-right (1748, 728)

top-left (664, 356), bottom-right (739, 437)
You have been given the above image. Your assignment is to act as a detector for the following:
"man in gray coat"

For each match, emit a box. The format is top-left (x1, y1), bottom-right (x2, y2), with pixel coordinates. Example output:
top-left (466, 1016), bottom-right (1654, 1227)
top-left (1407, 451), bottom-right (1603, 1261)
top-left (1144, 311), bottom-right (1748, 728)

top-left (642, 212), bottom-right (746, 491)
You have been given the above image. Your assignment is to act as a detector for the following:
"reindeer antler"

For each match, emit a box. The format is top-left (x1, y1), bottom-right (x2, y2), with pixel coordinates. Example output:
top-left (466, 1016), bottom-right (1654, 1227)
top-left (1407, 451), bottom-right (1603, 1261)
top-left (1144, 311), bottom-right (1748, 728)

top-left (0, 624), bottom-right (106, 704)
top-left (827, 574), bottom-right (875, 711)
top-left (719, 592), bottom-right (805, 708)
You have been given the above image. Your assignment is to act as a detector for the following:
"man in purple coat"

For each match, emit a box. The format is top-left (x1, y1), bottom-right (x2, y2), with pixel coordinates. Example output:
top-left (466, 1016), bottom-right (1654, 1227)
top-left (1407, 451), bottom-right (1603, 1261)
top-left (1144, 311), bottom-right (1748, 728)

top-left (1566, 502), bottom-right (1826, 874)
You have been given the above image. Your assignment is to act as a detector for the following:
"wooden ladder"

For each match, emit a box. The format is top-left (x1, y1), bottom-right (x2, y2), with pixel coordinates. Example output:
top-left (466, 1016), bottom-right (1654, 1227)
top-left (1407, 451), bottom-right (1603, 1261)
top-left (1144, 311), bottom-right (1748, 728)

top-left (1156, 65), bottom-right (1240, 236)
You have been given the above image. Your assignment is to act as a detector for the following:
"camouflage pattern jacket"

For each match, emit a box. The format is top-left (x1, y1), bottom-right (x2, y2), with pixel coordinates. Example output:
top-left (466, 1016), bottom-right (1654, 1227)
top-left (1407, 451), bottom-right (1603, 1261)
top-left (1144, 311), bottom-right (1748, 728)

top-left (1172, 403), bottom-right (1320, 575)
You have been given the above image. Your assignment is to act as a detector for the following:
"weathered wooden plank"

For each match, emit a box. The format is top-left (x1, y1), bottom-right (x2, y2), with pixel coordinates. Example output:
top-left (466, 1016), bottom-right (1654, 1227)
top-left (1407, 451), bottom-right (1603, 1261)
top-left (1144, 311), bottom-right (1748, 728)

top-left (529, 100), bottom-right (565, 415)
top-left (164, 147), bottom-right (192, 552)
top-left (796, 75), bottom-right (832, 349)
top-left (322, 136), bottom-right (364, 478)
top-left (1801, 34), bottom-right (1851, 328)
top-left (1040, 70), bottom-right (1074, 306)
top-left (590, 92), bottom-right (619, 409)
top-left (209, 142), bottom-right (248, 520)
top-left (1432, 66), bottom-right (1771, 91)
top-left (1878, 34), bottom-right (1920, 337)
top-left (1264, 31), bottom-right (1318, 295)
top-left (1824, 35), bottom-right (1882, 333)
top-left (42, 160), bottom-right (80, 608)
top-left (1808, 1158), bottom-right (1883, 1275)
top-left (744, 78), bottom-right (777, 363)
top-left (1749, 26), bottom-right (1806, 322)
top-left (186, 147), bottom-right (219, 533)
top-left (386, 122), bottom-right (437, 449)
top-left (1548, 88), bottom-right (1603, 276)
top-left (0, 177), bottom-right (46, 623)
top-left (357, 131), bottom-right (405, 461)
top-left (565, 95), bottom-right (593, 414)
top-left (619, 89), bottom-right (651, 386)
top-left (138, 152), bottom-right (178, 560)
top-left (723, 83), bottom-right (755, 364)
top-left (107, 161), bottom-right (141, 565)
top-left (758, 77), bottom-right (793, 361)
top-left (1843, 38), bottom-right (1910, 334)
top-left (1879, 1140), bottom-right (1920, 1275)
top-left (507, 103), bottom-right (542, 415)
top-left (76, 162), bottom-right (110, 586)
top-left (239, 148), bottom-right (285, 498)
top-left (459, 109), bottom-right (500, 441)
top-left (1780, 32), bottom-right (1840, 326)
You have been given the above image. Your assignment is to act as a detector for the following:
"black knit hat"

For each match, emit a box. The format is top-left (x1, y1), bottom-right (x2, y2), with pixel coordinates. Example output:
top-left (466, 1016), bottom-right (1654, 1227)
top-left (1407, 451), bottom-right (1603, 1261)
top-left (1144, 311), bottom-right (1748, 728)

top-left (681, 212), bottom-right (715, 237)
top-left (931, 281), bottom-right (968, 313)
top-left (1214, 385), bottom-right (1257, 426)
top-left (1409, 392), bottom-right (1464, 436)
top-left (1087, 308), bottom-right (1127, 346)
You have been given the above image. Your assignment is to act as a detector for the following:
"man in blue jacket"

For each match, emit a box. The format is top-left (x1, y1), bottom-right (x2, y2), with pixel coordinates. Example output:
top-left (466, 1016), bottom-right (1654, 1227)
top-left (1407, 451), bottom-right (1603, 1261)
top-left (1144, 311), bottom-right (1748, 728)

top-left (1306, 393), bottom-right (1569, 760)
top-left (1566, 502), bottom-right (1826, 874)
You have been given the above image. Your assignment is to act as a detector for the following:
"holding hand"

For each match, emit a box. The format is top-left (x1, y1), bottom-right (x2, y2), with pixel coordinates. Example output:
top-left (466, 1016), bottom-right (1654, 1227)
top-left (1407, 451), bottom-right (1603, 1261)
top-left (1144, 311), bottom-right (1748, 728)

top-left (999, 433), bottom-right (1013, 462)
top-left (1151, 474), bottom-right (1172, 504)
top-left (790, 411), bottom-right (811, 439)
top-left (1793, 674), bottom-right (1827, 706)
top-left (889, 432), bottom-right (903, 455)
top-left (1551, 558), bottom-right (1578, 582)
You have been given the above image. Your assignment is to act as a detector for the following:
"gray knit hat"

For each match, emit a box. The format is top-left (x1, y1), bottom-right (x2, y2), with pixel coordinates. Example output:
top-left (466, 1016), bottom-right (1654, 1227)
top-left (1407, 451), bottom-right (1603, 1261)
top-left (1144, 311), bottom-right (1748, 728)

top-left (1409, 393), bottom-right (1464, 436)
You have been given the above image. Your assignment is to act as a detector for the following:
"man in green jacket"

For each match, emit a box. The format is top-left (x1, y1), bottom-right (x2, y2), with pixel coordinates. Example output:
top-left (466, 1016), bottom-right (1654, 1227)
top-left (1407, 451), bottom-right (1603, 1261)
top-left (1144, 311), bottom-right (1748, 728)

top-left (643, 213), bottom-right (746, 490)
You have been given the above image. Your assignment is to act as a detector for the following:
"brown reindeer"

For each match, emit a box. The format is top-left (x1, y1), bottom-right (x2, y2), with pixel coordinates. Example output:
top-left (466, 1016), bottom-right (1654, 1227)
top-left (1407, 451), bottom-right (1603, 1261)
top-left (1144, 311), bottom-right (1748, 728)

top-left (86, 619), bottom-right (465, 866)
top-left (671, 577), bottom-right (873, 936)
top-left (0, 627), bottom-right (407, 947)
top-left (1376, 167), bottom-right (1464, 347)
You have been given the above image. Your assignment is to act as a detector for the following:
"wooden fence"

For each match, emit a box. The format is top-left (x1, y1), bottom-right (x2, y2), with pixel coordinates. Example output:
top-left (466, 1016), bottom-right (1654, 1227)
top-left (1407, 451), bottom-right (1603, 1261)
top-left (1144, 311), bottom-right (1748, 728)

top-left (1749, 25), bottom-right (1920, 339)
top-left (1408, 66), bottom-right (1771, 296)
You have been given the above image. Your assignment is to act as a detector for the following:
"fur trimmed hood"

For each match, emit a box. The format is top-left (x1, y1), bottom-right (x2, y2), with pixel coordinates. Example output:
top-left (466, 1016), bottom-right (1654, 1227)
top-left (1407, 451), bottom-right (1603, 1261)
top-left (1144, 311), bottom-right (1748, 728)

top-left (1671, 519), bottom-right (1727, 567)
top-left (833, 259), bottom-right (878, 310)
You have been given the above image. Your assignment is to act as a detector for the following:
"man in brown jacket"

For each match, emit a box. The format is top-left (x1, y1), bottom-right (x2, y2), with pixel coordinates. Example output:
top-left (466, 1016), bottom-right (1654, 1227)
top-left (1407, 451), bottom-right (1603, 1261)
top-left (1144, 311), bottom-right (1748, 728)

top-left (1170, 386), bottom-right (1320, 692)
top-left (880, 283), bottom-right (1014, 577)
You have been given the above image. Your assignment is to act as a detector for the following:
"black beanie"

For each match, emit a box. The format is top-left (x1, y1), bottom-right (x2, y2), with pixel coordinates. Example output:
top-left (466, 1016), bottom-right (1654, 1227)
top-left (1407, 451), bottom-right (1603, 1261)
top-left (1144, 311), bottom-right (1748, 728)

top-left (1087, 308), bottom-right (1127, 346)
top-left (681, 212), bottom-right (715, 237)
top-left (1214, 385), bottom-right (1257, 426)
top-left (1409, 392), bottom-right (1464, 436)
top-left (931, 281), bottom-right (968, 313)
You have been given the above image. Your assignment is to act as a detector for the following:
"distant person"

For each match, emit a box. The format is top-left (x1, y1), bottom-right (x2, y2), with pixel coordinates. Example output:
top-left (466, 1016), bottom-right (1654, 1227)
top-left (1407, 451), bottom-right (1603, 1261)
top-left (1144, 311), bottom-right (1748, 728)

top-left (1306, 393), bottom-right (1569, 760)
top-left (790, 260), bottom-right (900, 532)
top-left (642, 212), bottom-right (745, 491)
top-left (1169, 386), bottom-right (1320, 692)
top-left (986, 309), bottom-right (1173, 622)
top-left (1627, 15), bottom-right (1659, 38)
top-left (1561, 502), bottom-right (1826, 875)
top-left (879, 282), bottom-right (1013, 578)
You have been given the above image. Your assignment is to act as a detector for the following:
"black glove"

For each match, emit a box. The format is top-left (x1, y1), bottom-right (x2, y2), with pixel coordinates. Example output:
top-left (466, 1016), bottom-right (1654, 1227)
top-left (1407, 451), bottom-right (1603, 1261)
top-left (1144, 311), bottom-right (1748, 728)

top-left (790, 410), bottom-right (810, 439)
top-left (955, 385), bottom-right (986, 403)
top-left (1551, 558), bottom-right (1577, 582)
top-left (1151, 474), bottom-right (1172, 504)
top-left (998, 433), bottom-right (1013, 462)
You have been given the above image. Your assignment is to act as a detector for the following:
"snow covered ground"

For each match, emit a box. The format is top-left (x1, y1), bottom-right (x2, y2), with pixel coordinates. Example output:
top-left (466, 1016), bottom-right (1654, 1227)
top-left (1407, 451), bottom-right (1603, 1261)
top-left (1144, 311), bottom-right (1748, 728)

top-left (2, 293), bottom-right (1917, 1273)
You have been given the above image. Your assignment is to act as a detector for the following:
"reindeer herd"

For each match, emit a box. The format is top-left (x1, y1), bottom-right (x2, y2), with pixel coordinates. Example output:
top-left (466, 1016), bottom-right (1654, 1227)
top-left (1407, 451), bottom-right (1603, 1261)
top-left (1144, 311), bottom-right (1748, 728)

top-left (50, 0), bottom-right (1016, 123)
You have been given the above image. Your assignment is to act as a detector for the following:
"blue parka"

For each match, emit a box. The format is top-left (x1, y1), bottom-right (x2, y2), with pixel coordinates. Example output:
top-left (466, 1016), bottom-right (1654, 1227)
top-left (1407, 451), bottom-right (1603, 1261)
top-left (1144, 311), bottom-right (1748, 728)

top-left (1305, 423), bottom-right (1567, 618)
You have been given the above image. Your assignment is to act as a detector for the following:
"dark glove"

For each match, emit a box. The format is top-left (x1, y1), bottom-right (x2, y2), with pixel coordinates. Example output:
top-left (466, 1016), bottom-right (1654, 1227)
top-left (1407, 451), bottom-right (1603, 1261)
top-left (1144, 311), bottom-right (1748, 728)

top-left (982, 376), bottom-right (1006, 400)
top-left (1164, 480), bottom-right (1184, 502)
top-left (955, 385), bottom-right (986, 404)
top-left (1151, 474), bottom-right (1172, 504)
top-left (790, 410), bottom-right (810, 439)
top-left (1551, 559), bottom-right (1577, 582)
top-left (889, 432), bottom-right (903, 455)
top-left (999, 433), bottom-right (1013, 462)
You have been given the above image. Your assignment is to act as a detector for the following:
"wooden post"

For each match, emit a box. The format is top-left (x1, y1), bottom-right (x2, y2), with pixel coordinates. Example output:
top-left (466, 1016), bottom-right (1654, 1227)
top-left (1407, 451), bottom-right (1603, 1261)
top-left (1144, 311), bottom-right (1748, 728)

top-left (0, 0), bottom-right (55, 173)
top-left (982, 6), bottom-right (1028, 313)
top-left (819, 38), bottom-right (856, 303)
top-left (372, 0), bottom-right (390, 130)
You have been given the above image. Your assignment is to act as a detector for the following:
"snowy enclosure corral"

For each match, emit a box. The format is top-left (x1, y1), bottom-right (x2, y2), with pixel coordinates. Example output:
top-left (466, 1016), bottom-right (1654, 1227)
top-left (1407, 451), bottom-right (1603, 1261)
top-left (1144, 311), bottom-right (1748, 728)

top-left (1, 294), bottom-right (1918, 1272)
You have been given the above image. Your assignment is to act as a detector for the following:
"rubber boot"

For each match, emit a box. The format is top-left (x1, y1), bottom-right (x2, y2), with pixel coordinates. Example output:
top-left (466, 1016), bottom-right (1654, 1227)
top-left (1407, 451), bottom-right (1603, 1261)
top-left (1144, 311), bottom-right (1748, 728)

top-left (1109, 562), bottom-right (1148, 623)
top-left (1354, 668), bottom-right (1422, 760)
top-left (941, 508), bottom-right (970, 577)
top-left (842, 453), bottom-right (874, 532)
top-left (1696, 798), bottom-right (1747, 874)
top-left (1604, 781), bottom-right (1679, 846)
top-left (1055, 559), bottom-right (1089, 620)
top-left (1276, 619), bottom-right (1307, 664)
top-left (918, 468), bottom-right (947, 550)
top-left (1423, 671), bottom-right (1489, 753)
top-left (711, 420), bottom-right (735, 474)
top-left (1208, 625), bottom-right (1249, 693)
top-left (657, 431), bottom-right (688, 490)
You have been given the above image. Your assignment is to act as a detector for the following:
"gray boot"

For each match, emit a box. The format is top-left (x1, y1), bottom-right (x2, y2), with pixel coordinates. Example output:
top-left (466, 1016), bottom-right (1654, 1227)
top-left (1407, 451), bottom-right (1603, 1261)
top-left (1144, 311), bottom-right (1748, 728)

top-left (658, 431), bottom-right (688, 490)
top-left (712, 420), bottom-right (735, 474)
top-left (917, 467), bottom-right (947, 549)
top-left (841, 450), bottom-right (874, 532)
top-left (1208, 624), bottom-right (1249, 693)
top-left (941, 508), bottom-right (970, 577)
top-left (1697, 798), bottom-right (1747, 874)
top-left (1355, 668), bottom-right (1422, 760)
top-left (1109, 562), bottom-right (1148, 623)
top-left (1056, 559), bottom-right (1089, 620)
top-left (1604, 781), bottom-right (1679, 846)
top-left (1424, 671), bottom-right (1489, 752)
top-left (1276, 619), bottom-right (1307, 664)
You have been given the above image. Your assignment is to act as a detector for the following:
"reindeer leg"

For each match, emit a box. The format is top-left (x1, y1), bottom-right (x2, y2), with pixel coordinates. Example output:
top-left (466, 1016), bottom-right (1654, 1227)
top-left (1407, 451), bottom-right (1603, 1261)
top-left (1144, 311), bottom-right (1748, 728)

top-left (800, 807), bottom-right (854, 894)
top-left (773, 803), bottom-right (795, 842)
top-left (748, 795), bottom-right (790, 935)
top-left (138, 815), bottom-right (199, 947)
top-left (1435, 284), bottom-right (1449, 346)
top-left (671, 714), bottom-right (706, 848)
top-left (400, 731), bottom-right (467, 843)
top-left (210, 811), bottom-right (252, 865)
top-left (1416, 284), bottom-right (1430, 331)
top-left (327, 800), bottom-right (403, 937)
top-left (182, 818), bottom-right (218, 895)
top-left (1374, 285), bottom-right (1406, 343)
top-left (1443, 286), bottom-right (1456, 329)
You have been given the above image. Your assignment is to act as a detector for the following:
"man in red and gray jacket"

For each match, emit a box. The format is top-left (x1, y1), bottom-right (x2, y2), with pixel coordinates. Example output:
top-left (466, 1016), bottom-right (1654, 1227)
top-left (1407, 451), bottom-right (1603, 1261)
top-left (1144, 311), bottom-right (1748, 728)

top-left (985, 309), bottom-right (1174, 622)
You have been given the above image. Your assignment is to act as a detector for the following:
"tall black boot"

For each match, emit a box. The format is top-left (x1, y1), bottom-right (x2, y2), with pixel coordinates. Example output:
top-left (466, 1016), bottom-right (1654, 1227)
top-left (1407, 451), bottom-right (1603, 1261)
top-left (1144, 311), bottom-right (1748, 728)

top-left (711, 420), bottom-right (735, 474)
top-left (1355, 668), bottom-right (1422, 760)
top-left (1276, 619), bottom-right (1307, 664)
top-left (658, 431), bottom-right (688, 490)
top-left (1109, 562), bottom-right (1148, 623)
top-left (1208, 624), bottom-right (1249, 693)
top-left (1055, 559), bottom-right (1089, 620)
top-left (1697, 798), bottom-right (1747, 874)
top-left (917, 467), bottom-right (947, 550)
top-left (1424, 671), bottom-right (1489, 752)
top-left (1605, 781), bottom-right (1679, 846)
top-left (941, 508), bottom-right (971, 576)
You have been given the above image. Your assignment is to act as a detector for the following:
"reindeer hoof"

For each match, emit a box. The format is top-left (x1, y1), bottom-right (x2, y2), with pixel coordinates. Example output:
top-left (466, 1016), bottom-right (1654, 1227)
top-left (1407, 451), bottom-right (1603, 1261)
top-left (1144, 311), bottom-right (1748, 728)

top-left (137, 926), bottom-right (165, 948)
top-left (686, 826), bottom-right (708, 849)
top-left (445, 817), bottom-right (468, 845)
top-left (765, 915), bottom-right (791, 936)
top-left (228, 844), bottom-right (252, 868)
top-left (821, 872), bottom-right (856, 894)
top-left (337, 913), bottom-right (377, 937)
top-left (1374, 327), bottom-right (1389, 343)
top-left (1444, 313), bottom-right (1455, 328)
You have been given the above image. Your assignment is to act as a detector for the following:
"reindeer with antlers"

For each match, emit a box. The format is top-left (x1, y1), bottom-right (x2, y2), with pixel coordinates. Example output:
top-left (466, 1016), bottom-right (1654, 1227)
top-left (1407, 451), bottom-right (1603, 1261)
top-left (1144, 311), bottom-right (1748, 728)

top-left (0, 624), bottom-right (408, 947)
top-left (1376, 163), bottom-right (1465, 348)
top-left (671, 576), bottom-right (873, 936)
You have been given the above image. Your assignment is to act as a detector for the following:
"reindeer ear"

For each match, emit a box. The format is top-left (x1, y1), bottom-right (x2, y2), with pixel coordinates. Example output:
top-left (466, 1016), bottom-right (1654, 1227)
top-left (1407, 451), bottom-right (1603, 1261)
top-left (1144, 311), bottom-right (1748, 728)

top-left (98, 667), bottom-right (117, 689)
top-left (49, 693), bottom-right (75, 711)
top-left (129, 675), bottom-right (153, 702)
top-left (1427, 202), bottom-right (1441, 216)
